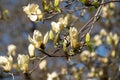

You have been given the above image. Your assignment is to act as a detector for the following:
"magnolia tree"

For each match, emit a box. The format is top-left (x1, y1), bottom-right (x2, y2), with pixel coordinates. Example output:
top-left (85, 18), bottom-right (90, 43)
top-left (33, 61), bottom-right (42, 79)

top-left (0, 0), bottom-right (120, 80)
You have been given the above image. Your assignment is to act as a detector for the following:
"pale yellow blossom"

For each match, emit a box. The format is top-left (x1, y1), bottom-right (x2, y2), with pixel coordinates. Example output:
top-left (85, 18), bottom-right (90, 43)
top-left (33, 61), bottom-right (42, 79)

top-left (51, 21), bottom-right (62, 33)
top-left (100, 29), bottom-right (107, 36)
top-left (43, 32), bottom-right (49, 45)
top-left (23, 3), bottom-right (43, 21)
top-left (0, 56), bottom-right (13, 72)
top-left (28, 44), bottom-right (35, 57)
top-left (17, 54), bottom-right (29, 73)
top-left (28, 30), bottom-right (49, 49)
top-left (8, 44), bottom-right (16, 56)
top-left (58, 14), bottom-right (70, 28)
top-left (69, 27), bottom-right (79, 48)
top-left (47, 72), bottom-right (58, 80)
top-left (28, 30), bottom-right (43, 48)
top-left (39, 60), bottom-right (47, 70)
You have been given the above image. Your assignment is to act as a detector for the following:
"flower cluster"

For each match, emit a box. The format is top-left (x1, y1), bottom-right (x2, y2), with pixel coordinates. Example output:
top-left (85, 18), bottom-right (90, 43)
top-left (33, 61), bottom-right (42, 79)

top-left (102, 3), bottom-right (115, 18)
top-left (93, 29), bottom-right (119, 46)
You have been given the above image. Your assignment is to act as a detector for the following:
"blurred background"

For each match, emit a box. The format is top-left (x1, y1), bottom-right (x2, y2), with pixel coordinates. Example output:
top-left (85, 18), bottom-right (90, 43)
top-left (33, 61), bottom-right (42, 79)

top-left (0, 0), bottom-right (120, 80)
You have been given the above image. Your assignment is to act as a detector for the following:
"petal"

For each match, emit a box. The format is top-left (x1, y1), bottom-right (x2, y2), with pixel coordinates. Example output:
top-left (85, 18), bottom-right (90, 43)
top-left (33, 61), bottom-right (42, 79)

top-left (43, 32), bottom-right (49, 45)
top-left (51, 22), bottom-right (60, 33)
top-left (28, 14), bottom-right (37, 21)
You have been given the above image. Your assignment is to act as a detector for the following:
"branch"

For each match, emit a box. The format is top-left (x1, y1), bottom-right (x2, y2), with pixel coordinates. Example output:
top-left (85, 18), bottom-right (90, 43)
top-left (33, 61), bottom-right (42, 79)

top-left (100, 0), bottom-right (120, 5)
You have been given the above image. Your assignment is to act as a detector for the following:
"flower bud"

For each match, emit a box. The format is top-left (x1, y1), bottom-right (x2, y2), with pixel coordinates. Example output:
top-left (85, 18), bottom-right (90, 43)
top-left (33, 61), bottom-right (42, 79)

top-left (8, 44), bottom-right (16, 56)
top-left (70, 27), bottom-right (79, 48)
top-left (100, 29), bottom-right (107, 36)
top-left (43, 32), bottom-right (49, 46)
top-left (49, 30), bottom-right (54, 40)
top-left (39, 60), bottom-right (47, 70)
top-left (28, 44), bottom-right (35, 57)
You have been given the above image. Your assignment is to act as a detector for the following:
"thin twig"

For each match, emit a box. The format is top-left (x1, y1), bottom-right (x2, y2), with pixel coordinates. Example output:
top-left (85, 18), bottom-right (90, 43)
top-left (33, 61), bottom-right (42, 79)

top-left (100, 0), bottom-right (120, 5)
top-left (28, 0), bottom-right (119, 74)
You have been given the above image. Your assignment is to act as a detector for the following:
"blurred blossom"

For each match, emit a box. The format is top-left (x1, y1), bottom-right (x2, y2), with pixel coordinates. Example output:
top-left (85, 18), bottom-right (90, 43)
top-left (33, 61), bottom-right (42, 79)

top-left (80, 50), bottom-right (90, 62)
top-left (28, 44), bottom-right (35, 57)
top-left (90, 52), bottom-right (96, 58)
top-left (106, 35), bottom-right (112, 45)
top-left (106, 32), bottom-right (119, 46)
top-left (109, 2), bottom-right (115, 9)
top-left (69, 27), bottom-right (79, 48)
top-left (7, 44), bottom-right (16, 56)
top-left (99, 70), bottom-right (103, 76)
top-left (93, 35), bottom-right (102, 46)
top-left (88, 71), bottom-right (95, 78)
top-left (47, 72), bottom-right (58, 80)
top-left (94, 35), bottom-right (101, 41)
top-left (100, 29), bottom-right (107, 36)
top-left (91, 67), bottom-right (95, 72)
top-left (111, 50), bottom-right (116, 58)
top-left (95, 40), bottom-right (102, 46)
top-left (17, 54), bottom-right (29, 73)
top-left (0, 56), bottom-right (13, 72)
top-left (61, 67), bottom-right (67, 75)
top-left (119, 66), bottom-right (120, 72)
top-left (99, 57), bottom-right (108, 64)
top-left (23, 3), bottom-right (43, 21)
top-left (112, 33), bottom-right (119, 46)
top-left (102, 4), bottom-right (115, 18)
top-left (102, 5), bottom-right (109, 18)
top-left (39, 60), bottom-right (47, 70)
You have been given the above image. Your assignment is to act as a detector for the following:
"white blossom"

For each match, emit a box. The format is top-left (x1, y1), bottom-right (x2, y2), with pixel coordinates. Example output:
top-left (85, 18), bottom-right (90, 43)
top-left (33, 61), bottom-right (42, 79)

top-left (17, 54), bottom-right (29, 73)
top-left (23, 3), bottom-right (43, 21)
top-left (8, 44), bottom-right (16, 56)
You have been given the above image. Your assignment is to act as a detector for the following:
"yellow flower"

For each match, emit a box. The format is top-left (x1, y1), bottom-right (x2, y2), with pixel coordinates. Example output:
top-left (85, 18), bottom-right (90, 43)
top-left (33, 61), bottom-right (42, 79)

top-left (7, 44), bottom-right (16, 56)
top-left (28, 30), bottom-right (49, 49)
top-left (28, 44), bottom-right (35, 57)
top-left (23, 3), bottom-right (43, 21)
top-left (0, 56), bottom-right (13, 72)
top-left (69, 27), bottom-right (79, 48)
top-left (17, 54), bottom-right (29, 73)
